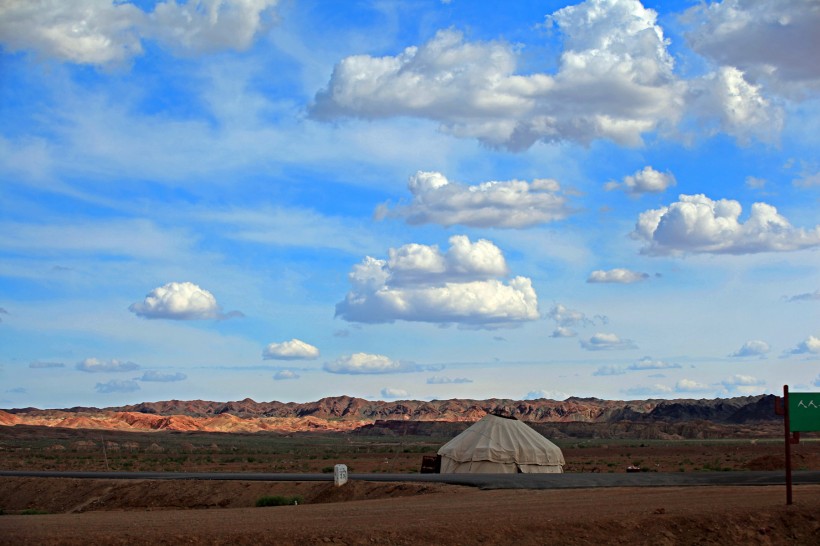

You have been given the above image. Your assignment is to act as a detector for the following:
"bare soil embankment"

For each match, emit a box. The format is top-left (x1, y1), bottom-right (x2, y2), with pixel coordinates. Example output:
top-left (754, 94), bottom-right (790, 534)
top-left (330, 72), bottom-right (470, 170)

top-left (1, 481), bottom-right (819, 545)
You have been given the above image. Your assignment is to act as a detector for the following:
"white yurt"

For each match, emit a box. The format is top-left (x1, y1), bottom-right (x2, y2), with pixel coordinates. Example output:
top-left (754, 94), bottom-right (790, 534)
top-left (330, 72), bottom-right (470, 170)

top-left (437, 413), bottom-right (565, 474)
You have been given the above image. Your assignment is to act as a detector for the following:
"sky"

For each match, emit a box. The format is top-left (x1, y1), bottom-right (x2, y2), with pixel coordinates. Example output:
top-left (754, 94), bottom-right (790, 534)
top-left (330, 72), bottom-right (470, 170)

top-left (1, 0), bottom-right (819, 409)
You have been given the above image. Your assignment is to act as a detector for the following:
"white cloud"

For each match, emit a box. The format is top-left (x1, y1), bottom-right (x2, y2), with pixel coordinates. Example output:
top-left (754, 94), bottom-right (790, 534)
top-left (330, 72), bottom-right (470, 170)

top-left (627, 357), bottom-right (681, 371)
top-left (0, 0), bottom-right (279, 66)
top-left (721, 374), bottom-right (766, 395)
top-left (675, 379), bottom-right (711, 392)
top-left (587, 268), bottom-right (649, 284)
top-left (273, 370), bottom-right (300, 380)
top-left (633, 194), bottom-right (820, 255)
top-left (335, 236), bottom-right (539, 327)
top-left (76, 357), bottom-right (139, 373)
top-left (0, 0), bottom-right (145, 65)
top-left (324, 353), bottom-right (431, 375)
top-left (683, 0), bottom-right (820, 98)
top-left (262, 339), bottom-right (320, 360)
top-left (551, 327), bottom-right (577, 338)
top-left (129, 281), bottom-right (241, 320)
top-left (312, 0), bottom-right (684, 149)
top-left (523, 390), bottom-right (569, 401)
top-left (137, 371), bottom-right (187, 382)
top-left (604, 166), bottom-right (676, 195)
top-left (95, 379), bottom-right (140, 393)
top-left (380, 388), bottom-right (408, 399)
top-left (548, 304), bottom-right (590, 327)
top-left (581, 332), bottom-right (637, 351)
top-left (148, 0), bottom-right (279, 56)
top-left (379, 171), bottom-right (573, 228)
top-left (686, 66), bottom-right (783, 144)
top-left (427, 376), bottom-right (472, 384)
top-left (730, 340), bottom-right (770, 358)
top-left (593, 357), bottom-right (679, 376)
top-left (787, 335), bottom-right (820, 356)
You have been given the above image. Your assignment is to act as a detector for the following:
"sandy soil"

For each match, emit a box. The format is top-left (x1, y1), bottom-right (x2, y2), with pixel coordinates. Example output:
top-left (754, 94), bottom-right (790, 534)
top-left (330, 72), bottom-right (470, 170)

top-left (1, 478), bottom-right (820, 545)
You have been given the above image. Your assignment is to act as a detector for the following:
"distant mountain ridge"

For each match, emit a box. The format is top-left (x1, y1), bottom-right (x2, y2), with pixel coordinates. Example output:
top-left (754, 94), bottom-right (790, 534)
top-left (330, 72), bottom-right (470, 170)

top-left (2, 394), bottom-right (778, 429)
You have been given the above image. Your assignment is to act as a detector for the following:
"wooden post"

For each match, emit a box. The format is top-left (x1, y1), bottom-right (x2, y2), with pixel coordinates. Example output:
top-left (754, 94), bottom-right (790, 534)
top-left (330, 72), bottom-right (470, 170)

top-left (783, 385), bottom-right (792, 506)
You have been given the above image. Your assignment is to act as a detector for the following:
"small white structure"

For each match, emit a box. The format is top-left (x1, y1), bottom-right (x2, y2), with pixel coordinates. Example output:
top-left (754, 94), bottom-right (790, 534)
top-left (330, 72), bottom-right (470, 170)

top-left (437, 414), bottom-right (564, 474)
top-left (334, 463), bottom-right (348, 486)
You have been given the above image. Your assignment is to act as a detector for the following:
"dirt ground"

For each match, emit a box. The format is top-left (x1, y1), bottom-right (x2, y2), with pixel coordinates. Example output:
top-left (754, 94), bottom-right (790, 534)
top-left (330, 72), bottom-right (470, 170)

top-left (1, 479), bottom-right (819, 545)
top-left (2, 427), bottom-right (819, 544)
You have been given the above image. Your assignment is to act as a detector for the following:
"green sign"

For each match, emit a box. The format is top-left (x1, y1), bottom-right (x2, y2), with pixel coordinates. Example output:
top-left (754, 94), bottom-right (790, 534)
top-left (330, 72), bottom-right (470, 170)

top-left (789, 392), bottom-right (820, 432)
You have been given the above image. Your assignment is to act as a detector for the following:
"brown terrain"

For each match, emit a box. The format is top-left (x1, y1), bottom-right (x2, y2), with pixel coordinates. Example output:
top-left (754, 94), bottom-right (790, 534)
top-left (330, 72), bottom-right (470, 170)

top-left (1, 395), bottom-right (819, 544)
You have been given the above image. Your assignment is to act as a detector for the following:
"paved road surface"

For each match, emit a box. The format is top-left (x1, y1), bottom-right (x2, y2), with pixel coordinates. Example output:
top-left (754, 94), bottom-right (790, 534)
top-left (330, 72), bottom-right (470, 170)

top-left (2, 469), bottom-right (819, 489)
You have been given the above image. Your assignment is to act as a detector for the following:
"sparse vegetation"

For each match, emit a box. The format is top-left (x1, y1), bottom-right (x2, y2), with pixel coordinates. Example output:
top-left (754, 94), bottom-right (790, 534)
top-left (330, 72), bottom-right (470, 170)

top-left (256, 495), bottom-right (302, 507)
top-left (21, 508), bottom-right (49, 515)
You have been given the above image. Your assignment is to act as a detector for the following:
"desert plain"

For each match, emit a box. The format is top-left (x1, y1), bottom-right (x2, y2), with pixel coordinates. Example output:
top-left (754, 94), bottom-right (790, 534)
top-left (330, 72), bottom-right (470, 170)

top-left (1, 420), bottom-right (819, 545)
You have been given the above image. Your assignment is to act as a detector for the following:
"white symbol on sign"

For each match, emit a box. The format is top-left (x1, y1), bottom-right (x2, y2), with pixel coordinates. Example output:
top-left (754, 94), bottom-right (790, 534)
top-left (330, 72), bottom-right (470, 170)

top-left (798, 399), bottom-right (818, 409)
top-left (799, 400), bottom-right (807, 408)
top-left (809, 401), bottom-right (818, 408)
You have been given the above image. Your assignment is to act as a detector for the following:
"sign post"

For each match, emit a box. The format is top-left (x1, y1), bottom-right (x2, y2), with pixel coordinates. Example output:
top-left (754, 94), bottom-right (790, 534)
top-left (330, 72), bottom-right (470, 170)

top-left (775, 386), bottom-right (820, 505)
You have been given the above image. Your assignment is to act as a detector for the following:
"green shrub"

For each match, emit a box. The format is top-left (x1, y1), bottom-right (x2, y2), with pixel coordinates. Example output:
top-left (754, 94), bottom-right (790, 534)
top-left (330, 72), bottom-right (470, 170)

top-left (255, 495), bottom-right (302, 507)
top-left (21, 509), bottom-right (49, 515)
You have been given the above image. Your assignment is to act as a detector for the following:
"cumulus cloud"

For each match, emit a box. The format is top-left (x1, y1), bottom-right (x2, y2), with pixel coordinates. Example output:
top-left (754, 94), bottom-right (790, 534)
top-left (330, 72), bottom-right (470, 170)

top-left (685, 66), bottom-right (782, 144)
top-left (312, 0), bottom-right (792, 149)
top-left (581, 333), bottom-right (637, 351)
top-left (76, 358), bottom-right (139, 373)
top-left (426, 376), bottom-right (473, 384)
top-left (335, 236), bottom-right (539, 327)
top-left (378, 171), bottom-right (573, 228)
top-left (682, 0), bottom-right (820, 98)
top-left (273, 370), bottom-right (300, 380)
top-left (148, 0), bottom-right (279, 56)
top-left (548, 304), bottom-right (591, 327)
top-left (551, 327), bottom-right (577, 338)
top-left (587, 268), bottom-right (649, 284)
top-left (787, 335), bottom-right (820, 356)
top-left (785, 289), bottom-right (820, 302)
top-left (29, 361), bottom-right (65, 369)
top-left (604, 166), bottom-right (676, 195)
top-left (137, 371), bottom-right (187, 382)
top-left (312, 0), bottom-right (684, 150)
top-left (0, 0), bottom-right (279, 66)
top-left (262, 339), bottom-right (320, 360)
top-left (523, 390), bottom-right (569, 401)
top-left (380, 388), bottom-right (408, 399)
top-left (594, 357), bottom-right (678, 376)
top-left (730, 340), bottom-right (770, 358)
top-left (95, 379), bottom-right (140, 394)
top-left (324, 353), bottom-right (436, 375)
top-left (721, 374), bottom-right (766, 394)
top-left (633, 194), bottom-right (820, 255)
top-left (675, 379), bottom-right (711, 392)
top-left (627, 357), bottom-right (681, 371)
top-left (129, 281), bottom-right (241, 320)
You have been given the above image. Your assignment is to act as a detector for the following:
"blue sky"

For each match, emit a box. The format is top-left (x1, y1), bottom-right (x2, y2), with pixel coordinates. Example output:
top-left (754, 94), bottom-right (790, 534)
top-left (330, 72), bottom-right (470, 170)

top-left (1, 0), bottom-right (818, 408)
